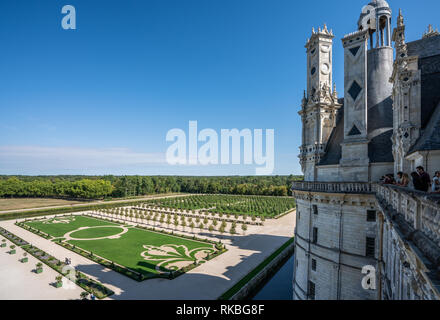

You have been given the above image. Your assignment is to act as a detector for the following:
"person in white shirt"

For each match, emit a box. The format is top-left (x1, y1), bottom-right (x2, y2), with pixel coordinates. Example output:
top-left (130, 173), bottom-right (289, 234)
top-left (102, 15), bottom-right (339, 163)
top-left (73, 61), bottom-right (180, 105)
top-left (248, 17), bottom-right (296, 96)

top-left (432, 171), bottom-right (440, 193)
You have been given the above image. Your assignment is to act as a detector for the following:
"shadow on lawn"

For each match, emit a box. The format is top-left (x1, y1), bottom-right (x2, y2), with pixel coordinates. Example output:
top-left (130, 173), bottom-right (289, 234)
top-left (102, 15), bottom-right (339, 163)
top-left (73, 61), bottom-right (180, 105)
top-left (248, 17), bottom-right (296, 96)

top-left (73, 232), bottom-right (291, 300)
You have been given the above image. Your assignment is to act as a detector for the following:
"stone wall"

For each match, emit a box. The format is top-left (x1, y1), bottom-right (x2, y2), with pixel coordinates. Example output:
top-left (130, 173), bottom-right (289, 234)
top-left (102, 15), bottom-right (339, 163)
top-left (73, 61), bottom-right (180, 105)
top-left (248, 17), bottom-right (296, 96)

top-left (293, 191), bottom-right (378, 300)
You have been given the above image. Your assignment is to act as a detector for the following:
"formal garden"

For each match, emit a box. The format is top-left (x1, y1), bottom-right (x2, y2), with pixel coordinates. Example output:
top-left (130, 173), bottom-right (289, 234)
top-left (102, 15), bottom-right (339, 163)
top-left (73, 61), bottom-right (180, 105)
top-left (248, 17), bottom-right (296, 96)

top-left (18, 215), bottom-right (225, 281)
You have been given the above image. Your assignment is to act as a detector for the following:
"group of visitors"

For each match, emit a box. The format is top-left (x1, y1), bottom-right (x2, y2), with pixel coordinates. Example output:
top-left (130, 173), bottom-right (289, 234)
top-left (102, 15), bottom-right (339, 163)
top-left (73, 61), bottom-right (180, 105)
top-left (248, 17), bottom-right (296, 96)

top-left (382, 167), bottom-right (440, 193)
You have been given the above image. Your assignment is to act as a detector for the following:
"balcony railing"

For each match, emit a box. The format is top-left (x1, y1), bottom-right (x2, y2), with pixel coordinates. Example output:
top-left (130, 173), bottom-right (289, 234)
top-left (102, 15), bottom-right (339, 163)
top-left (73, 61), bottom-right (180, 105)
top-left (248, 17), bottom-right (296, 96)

top-left (292, 181), bottom-right (440, 248)
top-left (291, 181), bottom-right (374, 194)
top-left (375, 184), bottom-right (440, 247)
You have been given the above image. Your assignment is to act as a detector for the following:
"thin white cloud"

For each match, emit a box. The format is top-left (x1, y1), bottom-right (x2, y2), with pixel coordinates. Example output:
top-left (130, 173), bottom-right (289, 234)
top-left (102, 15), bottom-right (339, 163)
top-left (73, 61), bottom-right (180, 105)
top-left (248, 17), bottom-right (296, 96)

top-left (0, 146), bottom-right (166, 173)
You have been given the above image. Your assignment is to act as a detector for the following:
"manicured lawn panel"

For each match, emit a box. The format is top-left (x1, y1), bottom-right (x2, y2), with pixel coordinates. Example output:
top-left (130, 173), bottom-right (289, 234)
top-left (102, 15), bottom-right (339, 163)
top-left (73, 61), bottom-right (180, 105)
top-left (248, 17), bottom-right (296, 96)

top-left (23, 216), bottom-right (118, 238)
top-left (67, 228), bottom-right (214, 276)
top-left (70, 226), bottom-right (125, 239)
top-left (19, 214), bottom-right (221, 280)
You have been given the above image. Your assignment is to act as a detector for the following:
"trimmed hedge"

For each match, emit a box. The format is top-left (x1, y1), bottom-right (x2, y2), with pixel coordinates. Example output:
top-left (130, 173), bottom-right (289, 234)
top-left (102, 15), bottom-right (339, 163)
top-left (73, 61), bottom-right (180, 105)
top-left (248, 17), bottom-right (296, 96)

top-left (15, 222), bottom-right (52, 239)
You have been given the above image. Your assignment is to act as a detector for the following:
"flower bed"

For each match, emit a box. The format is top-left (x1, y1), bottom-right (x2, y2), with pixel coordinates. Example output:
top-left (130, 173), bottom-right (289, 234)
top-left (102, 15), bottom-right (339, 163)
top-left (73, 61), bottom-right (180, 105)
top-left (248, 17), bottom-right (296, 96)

top-left (0, 227), bottom-right (29, 246)
top-left (22, 244), bottom-right (114, 299)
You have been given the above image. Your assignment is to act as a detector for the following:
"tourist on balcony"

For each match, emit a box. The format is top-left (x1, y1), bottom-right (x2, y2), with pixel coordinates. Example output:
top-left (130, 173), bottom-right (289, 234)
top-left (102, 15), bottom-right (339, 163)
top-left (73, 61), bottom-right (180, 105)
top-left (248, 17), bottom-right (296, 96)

top-left (396, 173), bottom-right (409, 187)
top-left (416, 166), bottom-right (431, 192)
top-left (411, 172), bottom-right (425, 191)
top-left (395, 172), bottom-right (403, 185)
top-left (432, 171), bottom-right (440, 193)
top-left (383, 174), bottom-right (395, 185)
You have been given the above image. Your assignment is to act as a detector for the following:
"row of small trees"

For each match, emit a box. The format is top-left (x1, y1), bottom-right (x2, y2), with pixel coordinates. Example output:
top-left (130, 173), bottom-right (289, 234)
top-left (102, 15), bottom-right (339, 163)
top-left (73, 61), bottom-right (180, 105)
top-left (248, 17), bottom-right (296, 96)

top-left (97, 209), bottom-right (249, 235)
top-left (146, 194), bottom-right (295, 218)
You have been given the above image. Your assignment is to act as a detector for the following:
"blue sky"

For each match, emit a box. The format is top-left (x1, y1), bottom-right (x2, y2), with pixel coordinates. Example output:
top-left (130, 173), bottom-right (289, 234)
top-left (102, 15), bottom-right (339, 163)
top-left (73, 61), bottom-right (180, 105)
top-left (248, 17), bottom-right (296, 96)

top-left (0, 0), bottom-right (439, 176)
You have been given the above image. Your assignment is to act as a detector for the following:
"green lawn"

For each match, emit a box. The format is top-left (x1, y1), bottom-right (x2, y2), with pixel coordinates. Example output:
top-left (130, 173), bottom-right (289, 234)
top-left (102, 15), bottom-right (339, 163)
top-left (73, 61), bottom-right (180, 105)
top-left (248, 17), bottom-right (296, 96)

top-left (23, 215), bottom-right (216, 277)
top-left (68, 227), bottom-right (214, 276)
top-left (70, 226), bottom-right (125, 239)
top-left (23, 216), bottom-right (118, 238)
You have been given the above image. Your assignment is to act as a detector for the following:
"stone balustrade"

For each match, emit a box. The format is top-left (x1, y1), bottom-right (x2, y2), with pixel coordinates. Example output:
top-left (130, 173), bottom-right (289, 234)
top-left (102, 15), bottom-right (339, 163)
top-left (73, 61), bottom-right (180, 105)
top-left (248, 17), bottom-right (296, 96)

top-left (292, 180), bottom-right (440, 248)
top-left (375, 184), bottom-right (440, 247)
top-left (291, 181), bottom-right (374, 194)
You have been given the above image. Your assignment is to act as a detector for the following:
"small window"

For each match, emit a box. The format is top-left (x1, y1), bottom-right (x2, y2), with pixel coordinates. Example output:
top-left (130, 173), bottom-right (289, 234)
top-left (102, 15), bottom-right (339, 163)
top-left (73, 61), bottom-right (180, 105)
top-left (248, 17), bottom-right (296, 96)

top-left (312, 227), bottom-right (318, 244)
top-left (366, 237), bottom-right (376, 257)
top-left (308, 281), bottom-right (316, 300)
top-left (313, 205), bottom-right (318, 215)
top-left (311, 259), bottom-right (317, 271)
top-left (367, 210), bottom-right (376, 222)
top-left (298, 211), bottom-right (300, 221)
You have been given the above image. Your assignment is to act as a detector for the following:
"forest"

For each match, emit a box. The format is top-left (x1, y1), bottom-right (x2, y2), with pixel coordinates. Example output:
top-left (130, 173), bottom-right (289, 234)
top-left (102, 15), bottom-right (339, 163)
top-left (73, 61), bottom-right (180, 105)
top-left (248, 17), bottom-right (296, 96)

top-left (0, 175), bottom-right (303, 200)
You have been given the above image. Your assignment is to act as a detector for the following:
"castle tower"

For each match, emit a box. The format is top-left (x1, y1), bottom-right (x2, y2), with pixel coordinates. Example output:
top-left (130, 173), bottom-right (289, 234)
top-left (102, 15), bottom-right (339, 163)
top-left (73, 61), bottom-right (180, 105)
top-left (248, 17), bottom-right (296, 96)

top-left (339, 0), bottom-right (394, 181)
top-left (299, 25), bottom-right (341, 181)
top-left (293, 1), bottom-right (395, 301)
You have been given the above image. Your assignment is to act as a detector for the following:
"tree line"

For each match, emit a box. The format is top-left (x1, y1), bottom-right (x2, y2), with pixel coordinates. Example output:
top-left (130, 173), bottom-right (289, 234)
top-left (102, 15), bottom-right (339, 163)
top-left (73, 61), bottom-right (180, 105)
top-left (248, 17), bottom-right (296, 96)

top-left (0, 177), bottom-right (113, 199)
top-left (0, 175), bottom-right (303, 200)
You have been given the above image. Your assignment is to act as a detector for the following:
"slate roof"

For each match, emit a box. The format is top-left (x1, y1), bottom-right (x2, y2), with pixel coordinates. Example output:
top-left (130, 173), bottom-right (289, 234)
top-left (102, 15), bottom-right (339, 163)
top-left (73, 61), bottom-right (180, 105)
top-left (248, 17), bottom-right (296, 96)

top-left (406, 35), bottom-right (440, 154)
top-left (368, 96), bottom-right (393, 133)
top-left (408, 101), bottom-right (440, 154)
top-left (407, 35), bottom-right (440, 59)
top-left (318, 100), bottom-right (344, 166)
top-left (407, 35), bottom-right (440, 128)
top-left (368, 129), bottom-right (394, 162)
top-left (319, 97), bottom-right (395, 166)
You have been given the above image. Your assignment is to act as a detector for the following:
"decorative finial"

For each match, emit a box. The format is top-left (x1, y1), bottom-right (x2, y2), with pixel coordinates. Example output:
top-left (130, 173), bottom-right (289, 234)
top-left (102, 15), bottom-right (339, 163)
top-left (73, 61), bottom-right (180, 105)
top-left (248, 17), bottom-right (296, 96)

top-left (312, 27), bottom-right (315, 34)
top-left (302, 90), bottom-right (307, 106)
top-left (323, 24), bottom-right (328, 34)
top-left (397, 9), bottom-right (404, 27)
top-left (423, 24), bottom-right (440, 39)
top-left (332, 83), bottom-right (338, 99)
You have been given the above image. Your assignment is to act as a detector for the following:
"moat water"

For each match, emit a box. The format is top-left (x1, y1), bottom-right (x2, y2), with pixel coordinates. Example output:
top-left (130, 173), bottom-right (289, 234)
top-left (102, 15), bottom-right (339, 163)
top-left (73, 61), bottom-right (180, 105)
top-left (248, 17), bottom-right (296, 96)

top-left (252, 254), bottom-right (294, 300)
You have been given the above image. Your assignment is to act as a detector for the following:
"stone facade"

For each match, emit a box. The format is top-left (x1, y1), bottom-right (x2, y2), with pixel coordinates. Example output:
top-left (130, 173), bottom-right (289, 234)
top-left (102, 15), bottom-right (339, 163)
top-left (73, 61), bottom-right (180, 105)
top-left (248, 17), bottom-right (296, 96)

top-left (293, 0), bottom-right (440, 300)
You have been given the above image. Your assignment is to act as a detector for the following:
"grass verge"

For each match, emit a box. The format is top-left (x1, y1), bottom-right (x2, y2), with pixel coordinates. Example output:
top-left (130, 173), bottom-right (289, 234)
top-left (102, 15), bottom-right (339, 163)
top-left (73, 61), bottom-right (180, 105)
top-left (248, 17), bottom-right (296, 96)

top-left (218, 237), bottom-right (294, 300)
top-left (0, 198), bottom-right (188, 221)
